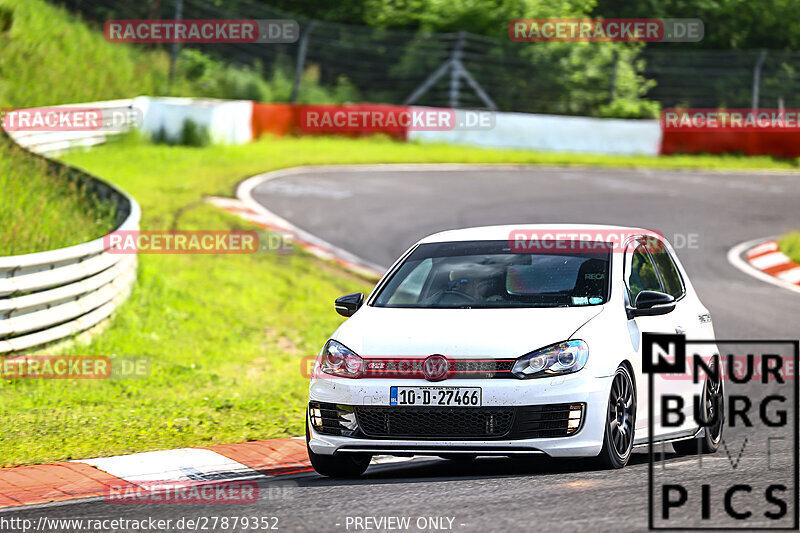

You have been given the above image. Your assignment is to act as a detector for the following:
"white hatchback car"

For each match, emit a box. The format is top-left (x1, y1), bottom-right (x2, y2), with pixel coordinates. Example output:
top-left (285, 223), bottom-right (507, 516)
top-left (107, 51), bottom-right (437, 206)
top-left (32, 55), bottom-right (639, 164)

top-left (306, 225), bottom-right (723, 477)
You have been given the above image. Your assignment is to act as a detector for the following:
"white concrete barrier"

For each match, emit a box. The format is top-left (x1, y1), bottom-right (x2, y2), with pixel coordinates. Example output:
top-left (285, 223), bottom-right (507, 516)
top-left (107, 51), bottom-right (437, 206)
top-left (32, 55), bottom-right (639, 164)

top-left (408, 108), bottom-right (662, 156)
top-left (133, 96), bottom-right (253, 145)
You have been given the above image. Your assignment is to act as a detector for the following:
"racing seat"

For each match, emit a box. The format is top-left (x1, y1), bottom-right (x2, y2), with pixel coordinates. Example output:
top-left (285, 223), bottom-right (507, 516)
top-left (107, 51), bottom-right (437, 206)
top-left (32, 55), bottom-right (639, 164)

top-left (572, 259), bottom-right (607, 300)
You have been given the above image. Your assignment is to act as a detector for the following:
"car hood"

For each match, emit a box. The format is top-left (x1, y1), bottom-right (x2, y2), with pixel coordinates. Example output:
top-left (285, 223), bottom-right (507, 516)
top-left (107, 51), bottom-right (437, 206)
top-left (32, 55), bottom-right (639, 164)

top-left (333, 305), bottom-right (605, 358)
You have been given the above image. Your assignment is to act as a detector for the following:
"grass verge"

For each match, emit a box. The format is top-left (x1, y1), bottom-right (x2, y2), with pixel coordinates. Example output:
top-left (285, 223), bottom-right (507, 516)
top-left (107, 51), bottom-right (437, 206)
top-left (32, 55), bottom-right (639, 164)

top-left (0, 139), bottom-right (117, 255)
top-left (778, 232), bottom-right (800, 264)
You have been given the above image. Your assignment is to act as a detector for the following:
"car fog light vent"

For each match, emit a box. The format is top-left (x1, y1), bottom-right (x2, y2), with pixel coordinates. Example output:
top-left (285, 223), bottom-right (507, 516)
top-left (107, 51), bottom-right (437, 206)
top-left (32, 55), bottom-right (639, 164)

top-left (567, 404), bottom-right (584, 434)
top-left (511, 403), bottom-right (586, 438)
top-left (308, 402), bottom-right (358, 436)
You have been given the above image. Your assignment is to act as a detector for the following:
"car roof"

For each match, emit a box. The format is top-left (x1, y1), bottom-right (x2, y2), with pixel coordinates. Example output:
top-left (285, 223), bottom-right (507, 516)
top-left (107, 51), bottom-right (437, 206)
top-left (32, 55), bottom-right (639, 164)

top-left (417, 224), bottom-right (655, 244)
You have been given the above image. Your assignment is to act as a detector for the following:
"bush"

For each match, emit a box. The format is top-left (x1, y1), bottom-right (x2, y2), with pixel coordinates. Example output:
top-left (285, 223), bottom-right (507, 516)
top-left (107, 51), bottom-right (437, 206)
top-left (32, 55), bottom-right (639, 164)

top-left (598, 98), bottom-right (661, 119)
top-left (152, 119), bottom-right (210, 147)
top-left (0, 5), bottom-right (13, 33)
top-left (176, 49), bottom-right (272, 101)
top-left (174, 48), bottom-right (359, 104)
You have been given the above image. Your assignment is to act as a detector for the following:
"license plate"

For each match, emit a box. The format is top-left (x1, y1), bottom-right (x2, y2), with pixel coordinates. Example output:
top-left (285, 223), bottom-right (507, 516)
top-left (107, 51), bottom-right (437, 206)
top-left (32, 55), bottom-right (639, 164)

top-left (390, 386), bottom-right (481, 406)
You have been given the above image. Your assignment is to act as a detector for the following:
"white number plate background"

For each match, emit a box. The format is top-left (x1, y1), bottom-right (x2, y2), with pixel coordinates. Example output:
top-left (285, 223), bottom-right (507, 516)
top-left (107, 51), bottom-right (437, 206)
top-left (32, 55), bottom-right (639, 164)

top-left (390, 386), bottom-right (481, 406)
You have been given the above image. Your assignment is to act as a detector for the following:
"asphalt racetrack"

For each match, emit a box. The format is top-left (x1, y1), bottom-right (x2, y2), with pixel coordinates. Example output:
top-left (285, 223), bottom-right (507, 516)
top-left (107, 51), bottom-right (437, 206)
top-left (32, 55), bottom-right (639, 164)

top-left (7, 166), bottom-right (800, 532)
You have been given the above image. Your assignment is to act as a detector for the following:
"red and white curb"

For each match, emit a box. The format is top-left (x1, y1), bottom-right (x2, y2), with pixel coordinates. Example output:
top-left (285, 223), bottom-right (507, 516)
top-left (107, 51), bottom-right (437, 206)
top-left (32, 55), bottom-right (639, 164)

top-left (727, 238), bottom-right (800, 294)
top-left (205, 165), bottom-right (407, 280)
top-left (207, 193), bottom-right (382, 280)
top-left (0, 438), bottom-right (310, 508)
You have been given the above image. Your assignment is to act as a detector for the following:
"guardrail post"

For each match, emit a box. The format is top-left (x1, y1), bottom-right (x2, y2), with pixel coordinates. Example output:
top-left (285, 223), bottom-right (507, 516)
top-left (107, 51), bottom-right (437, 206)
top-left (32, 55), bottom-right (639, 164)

top-left (751, 49), bottom-right (767, 111)
top-left (291, 21), bottom-right (318, 103)
top-left (168, 0), bottom-right (184, 87)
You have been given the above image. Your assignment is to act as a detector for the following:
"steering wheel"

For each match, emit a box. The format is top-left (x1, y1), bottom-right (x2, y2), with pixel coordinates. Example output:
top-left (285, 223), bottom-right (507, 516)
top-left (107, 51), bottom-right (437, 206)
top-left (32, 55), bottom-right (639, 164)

top-left (431, 289), bottom-right (477, 305)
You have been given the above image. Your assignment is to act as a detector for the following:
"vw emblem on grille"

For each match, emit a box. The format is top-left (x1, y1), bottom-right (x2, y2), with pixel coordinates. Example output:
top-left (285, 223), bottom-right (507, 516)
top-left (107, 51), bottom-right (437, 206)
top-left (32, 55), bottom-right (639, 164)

top-left (423, 354), bottom-right (450, 381)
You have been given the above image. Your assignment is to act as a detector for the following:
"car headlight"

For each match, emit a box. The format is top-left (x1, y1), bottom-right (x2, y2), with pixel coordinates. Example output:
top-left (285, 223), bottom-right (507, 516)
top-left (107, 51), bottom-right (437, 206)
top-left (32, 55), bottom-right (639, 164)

top-left (320, 339), bottom-right (364, 378)
top-left (511, 340), bottom-right (589, 379)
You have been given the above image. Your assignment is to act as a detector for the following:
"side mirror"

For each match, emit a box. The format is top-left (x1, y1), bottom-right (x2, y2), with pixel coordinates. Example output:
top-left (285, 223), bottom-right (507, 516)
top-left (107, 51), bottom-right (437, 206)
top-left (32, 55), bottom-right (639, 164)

top-left (627, 290), bottom-right (675, 319)
top-left (335, 293), bottom-right (364, 317)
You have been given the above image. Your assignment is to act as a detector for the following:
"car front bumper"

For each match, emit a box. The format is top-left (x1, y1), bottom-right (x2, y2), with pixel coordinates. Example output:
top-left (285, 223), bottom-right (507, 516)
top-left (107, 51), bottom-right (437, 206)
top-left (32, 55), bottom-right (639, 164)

top-left (307, 373), bottom-right (614, 458)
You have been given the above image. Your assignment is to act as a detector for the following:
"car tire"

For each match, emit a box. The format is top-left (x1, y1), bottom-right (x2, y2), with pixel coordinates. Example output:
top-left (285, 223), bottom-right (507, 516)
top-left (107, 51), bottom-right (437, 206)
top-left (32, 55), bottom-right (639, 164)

top-left (305, 415), bottom-right (371, 478)
top-left (673, 359), bottom-right (724, 455)
top-left (595, 365), bottom-right (636, 469)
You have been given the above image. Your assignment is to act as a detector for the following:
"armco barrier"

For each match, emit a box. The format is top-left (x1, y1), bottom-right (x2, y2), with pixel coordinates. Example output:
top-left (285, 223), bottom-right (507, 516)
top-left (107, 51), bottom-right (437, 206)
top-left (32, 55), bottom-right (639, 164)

top-left (3, 99), bottom-right (138, 156)
top-left (0, 100), bottom-right (141, 354)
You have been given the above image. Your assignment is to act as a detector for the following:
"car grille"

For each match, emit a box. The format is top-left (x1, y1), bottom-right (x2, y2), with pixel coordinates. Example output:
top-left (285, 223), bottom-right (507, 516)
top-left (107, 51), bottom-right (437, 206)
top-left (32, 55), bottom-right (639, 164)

top-left (454, 359), bottom-right (515, 375)
top-left (355, 406), bottom-right (515, 439)
top-left (361, 358), bottom-right (516, 379)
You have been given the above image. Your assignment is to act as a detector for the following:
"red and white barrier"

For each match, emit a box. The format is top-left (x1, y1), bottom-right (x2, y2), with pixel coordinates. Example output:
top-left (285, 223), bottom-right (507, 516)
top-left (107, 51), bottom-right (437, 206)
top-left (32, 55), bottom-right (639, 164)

top-left (132, 98), bottom-right (799, 157)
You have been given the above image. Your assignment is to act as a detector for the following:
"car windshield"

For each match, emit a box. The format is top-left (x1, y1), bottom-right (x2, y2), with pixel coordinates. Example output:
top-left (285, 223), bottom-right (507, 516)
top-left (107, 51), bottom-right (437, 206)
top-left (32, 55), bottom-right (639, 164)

top-left (372, 240), bottom-right (611, 308)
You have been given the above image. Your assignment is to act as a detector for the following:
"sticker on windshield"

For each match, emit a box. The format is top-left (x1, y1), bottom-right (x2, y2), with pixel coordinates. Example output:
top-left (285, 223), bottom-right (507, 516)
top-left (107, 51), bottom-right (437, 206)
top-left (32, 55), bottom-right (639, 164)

top-left (571, 296), bottom-right (589, 305)
top-left (589, 297), bottom-right (603, 304)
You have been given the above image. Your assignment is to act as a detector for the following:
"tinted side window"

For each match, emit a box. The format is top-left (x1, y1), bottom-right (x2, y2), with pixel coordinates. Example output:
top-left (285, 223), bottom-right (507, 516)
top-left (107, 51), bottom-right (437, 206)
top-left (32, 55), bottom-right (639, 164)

top-left (650, 248), bottom-right (684, 299)
top-left (628, 245), bottom-right (661, 302)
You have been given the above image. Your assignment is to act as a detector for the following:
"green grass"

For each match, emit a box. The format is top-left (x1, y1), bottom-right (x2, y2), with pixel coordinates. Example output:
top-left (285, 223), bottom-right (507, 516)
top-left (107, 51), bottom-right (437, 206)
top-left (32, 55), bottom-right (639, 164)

top-left (778, 232), bottom-right (800, 264)
top-left (0, 138), bottom-right (117, 255)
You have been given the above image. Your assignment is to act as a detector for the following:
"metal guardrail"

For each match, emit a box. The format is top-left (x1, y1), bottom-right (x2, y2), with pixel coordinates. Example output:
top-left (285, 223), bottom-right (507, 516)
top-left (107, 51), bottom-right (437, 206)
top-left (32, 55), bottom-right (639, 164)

top-left (0, 100), bottom-right (141, 354)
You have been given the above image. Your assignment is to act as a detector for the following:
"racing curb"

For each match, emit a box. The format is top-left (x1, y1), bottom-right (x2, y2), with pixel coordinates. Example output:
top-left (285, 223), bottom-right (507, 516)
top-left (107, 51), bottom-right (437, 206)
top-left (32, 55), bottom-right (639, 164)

top-left (727, 237), bottom-right (800, 295)
top-left (0, 438), bottom-right (310, 508)
top-left (208, 195), bottom-right (382, 280)
top-left (745, 240), bottom-right (800, 285)
top-left (207, 166), bottom-right (390, 281)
